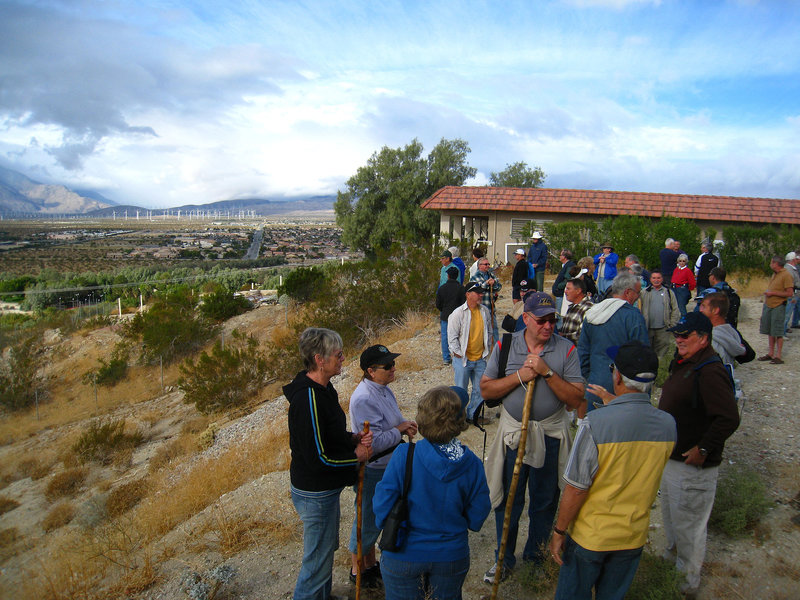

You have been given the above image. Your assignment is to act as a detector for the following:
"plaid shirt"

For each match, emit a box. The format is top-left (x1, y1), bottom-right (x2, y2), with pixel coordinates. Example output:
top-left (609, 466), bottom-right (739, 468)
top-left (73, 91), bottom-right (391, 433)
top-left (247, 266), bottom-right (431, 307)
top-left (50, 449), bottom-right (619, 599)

top-left (470, 269), bottom-right (502, 311)
top-left (559, 295), bottom-right (594, 344)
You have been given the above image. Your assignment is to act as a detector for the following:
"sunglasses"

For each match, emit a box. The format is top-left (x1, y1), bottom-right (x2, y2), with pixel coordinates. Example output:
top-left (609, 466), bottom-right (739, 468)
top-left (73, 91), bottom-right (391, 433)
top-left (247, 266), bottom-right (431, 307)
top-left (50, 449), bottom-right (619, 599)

top-left (673, 332), bottom-right (691, 340)
top-left (373, 361), bottom-right (395, 370)
top-left (528, 314), bottom-right (556, 325)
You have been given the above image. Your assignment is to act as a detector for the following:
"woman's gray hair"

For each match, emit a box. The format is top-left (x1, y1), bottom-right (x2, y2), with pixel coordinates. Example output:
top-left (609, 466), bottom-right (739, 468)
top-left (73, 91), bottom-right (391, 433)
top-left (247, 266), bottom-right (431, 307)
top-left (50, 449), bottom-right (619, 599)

top-left (677, 253), bottom-right (689, 263)
top-left (298, 327), bottom-right (343, 371)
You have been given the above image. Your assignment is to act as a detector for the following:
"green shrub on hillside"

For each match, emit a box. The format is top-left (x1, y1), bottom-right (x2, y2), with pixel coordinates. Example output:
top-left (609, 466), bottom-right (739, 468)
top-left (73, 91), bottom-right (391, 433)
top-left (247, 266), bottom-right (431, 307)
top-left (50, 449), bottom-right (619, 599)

top-left (179, 330), bottom-right (266, 414)
top-left (0, 334), bottom-right (43, 411)
top-left (83, 343), bottom-right (130, 388)
top-left (72, 419), bottom-right (144, 465)
top-left (720, 224), bottom-right (800, 274)
top-left (710, 464), bottom-right (772, 536)
top-left (123, 286), bottom-right (215, 364)
top-left (199, 286), bottom-right (252, 322)
top-left (278, 266), bottom-right (327, 302)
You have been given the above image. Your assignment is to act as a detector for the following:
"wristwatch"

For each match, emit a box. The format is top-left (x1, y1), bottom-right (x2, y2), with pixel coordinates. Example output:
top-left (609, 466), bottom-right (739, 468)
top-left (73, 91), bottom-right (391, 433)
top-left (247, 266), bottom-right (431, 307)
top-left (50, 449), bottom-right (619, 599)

top-left (699, 448), bottom-right (709, 457)
top-left (542, 368), bottom-right (554, 379)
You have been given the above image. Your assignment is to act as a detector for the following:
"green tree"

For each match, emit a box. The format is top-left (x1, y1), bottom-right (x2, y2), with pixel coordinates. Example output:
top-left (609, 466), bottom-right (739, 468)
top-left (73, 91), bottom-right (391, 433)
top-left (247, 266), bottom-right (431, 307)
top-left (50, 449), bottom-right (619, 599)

top-left (489, 161), bottom-right (546, 188)
top-left (334, 138), bottom-right (477, 254)
top-left (0, 334), bottom-right (43, 411)
top-left (199, 286), bottom-right (252, 322)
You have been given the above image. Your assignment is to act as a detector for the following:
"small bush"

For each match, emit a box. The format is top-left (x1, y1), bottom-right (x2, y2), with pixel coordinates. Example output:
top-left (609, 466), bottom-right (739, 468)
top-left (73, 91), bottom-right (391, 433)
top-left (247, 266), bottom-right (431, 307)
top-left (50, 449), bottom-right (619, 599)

top-left (72, 419), bottom-right (144, 465)
top-left (0, 334), bottom-right (43, 411)
top-left (710, 464), bottom-right (772, 536)
top-left (45, 467), bottom-right (89, 501)
top-left (42, 501), bottom-right (76, 531)
top-left (626, 551), bottom-right (683, 599)
top-left (178, 330), bottom-right (266, 414)
top-left (149, 436), bottom-right (194, 473)
top-left (199, 286), bottom-right (252, 322)
top-left (0, 495), bottom-right (20, 516)
top-left (106, 479), bottom-right (149, 518)
top-left (277, 266), bottom-right (326, 302)
top-left (16, 457), bottom-right (52, 481)
top-left (83, 343), bottom-right (130, 387)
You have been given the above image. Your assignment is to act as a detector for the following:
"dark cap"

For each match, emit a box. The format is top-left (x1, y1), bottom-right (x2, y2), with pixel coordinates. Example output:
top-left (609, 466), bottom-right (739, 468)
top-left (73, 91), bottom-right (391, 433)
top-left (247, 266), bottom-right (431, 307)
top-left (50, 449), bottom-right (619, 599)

top-left (606, 341), bottom-right (658, 383)
top-left (464, 281), bottom-right (483, 294)
top-left (519, 279), bottom-right (533, 292)
top-left (440, 250), bottom-right (453, 259)
top-left (667, 312), bottom-right (713, 336)
top-left (523, 292), bottom-right (556, 316)
top-left (360, 345), bottom-right (401, 371)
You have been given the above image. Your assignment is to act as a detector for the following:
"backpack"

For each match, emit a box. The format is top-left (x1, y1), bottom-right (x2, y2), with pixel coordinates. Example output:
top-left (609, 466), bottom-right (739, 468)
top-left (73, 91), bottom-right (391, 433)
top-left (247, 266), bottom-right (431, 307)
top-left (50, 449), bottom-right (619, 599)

top-left (484, 333), bottom-right (513, 409)
top-left (733, 327), bottom-right (755, 364)
top-left (722, 287), bottom-right (741, 328)
top-left (670, 355), bottom-right (735, 410)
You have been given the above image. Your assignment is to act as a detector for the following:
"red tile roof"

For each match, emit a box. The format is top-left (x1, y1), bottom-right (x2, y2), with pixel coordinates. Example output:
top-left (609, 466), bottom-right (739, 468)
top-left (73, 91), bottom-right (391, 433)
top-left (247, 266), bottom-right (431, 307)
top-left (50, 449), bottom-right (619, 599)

top-left (421, 187), bottom-right (800, 225)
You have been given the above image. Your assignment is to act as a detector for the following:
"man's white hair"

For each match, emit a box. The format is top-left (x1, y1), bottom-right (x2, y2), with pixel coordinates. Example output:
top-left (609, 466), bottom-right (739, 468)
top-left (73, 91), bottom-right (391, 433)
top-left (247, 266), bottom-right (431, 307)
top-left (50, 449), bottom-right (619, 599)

top-left (448, 246), bottom-right (460, 258)
top-left (664, 238), bottom-right (674, 247)
top-left (620, 372), bottom-right (653, 393)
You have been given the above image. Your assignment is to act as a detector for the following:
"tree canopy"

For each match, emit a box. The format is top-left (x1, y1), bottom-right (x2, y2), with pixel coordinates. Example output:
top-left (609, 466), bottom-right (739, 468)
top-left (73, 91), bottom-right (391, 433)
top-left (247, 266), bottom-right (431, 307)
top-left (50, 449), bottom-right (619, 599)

top-left (489, 161), bottom-right (546, 188)
top-left (334, 138), bottom-right (477, 254)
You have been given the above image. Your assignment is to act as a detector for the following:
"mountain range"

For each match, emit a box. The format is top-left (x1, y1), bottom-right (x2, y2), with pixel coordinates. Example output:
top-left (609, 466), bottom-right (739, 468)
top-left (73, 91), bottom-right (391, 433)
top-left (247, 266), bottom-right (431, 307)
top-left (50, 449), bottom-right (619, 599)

top-left (0, 165), bottom-right (334, 218)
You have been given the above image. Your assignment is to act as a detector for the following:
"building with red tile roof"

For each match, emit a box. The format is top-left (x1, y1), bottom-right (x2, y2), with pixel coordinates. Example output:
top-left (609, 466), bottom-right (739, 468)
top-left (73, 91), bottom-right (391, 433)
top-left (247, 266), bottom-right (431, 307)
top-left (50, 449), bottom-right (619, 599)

top-left (421, 186), bottom-right (800, 263)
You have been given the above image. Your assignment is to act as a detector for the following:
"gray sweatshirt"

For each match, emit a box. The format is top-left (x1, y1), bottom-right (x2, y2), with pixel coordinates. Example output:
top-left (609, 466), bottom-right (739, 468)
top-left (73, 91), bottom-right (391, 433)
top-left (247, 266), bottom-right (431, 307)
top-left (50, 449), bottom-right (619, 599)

top-left (712, 324), bottom-right (746, 369)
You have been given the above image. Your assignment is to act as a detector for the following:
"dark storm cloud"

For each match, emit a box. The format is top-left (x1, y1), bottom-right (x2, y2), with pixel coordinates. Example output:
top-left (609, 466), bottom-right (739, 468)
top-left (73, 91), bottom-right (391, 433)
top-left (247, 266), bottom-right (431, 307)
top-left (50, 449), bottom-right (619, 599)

top-left (0, 2), bottom-right (301, 169)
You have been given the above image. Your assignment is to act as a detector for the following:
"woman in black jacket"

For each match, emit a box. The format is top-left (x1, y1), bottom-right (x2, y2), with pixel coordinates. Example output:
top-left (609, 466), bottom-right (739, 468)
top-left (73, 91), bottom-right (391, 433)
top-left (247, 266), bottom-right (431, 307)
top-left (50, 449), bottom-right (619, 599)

top-left (285, 327), bottom-right (373, 600)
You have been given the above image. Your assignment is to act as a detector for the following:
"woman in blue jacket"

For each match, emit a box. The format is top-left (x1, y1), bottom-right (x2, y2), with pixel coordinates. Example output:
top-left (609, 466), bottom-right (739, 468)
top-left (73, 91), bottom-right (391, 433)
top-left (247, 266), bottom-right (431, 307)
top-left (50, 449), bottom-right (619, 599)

top-left (593, 243), bottom-right (618, 296)
top-left (373, 386), bottom-right (491, 600)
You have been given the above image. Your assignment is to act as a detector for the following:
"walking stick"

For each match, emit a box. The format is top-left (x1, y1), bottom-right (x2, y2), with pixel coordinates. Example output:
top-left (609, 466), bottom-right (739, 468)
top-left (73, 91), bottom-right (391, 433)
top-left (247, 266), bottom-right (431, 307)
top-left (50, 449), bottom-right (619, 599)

top-left (355, 421), bottom-right (370, 600)
top-left (491, 376), bottom-right (536, 600)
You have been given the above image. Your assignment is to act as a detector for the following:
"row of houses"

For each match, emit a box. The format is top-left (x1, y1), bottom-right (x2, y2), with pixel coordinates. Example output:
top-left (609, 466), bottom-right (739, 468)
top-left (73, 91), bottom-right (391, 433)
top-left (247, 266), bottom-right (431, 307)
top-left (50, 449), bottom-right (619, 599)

top-left (422, 187), bottom-right (800, 263)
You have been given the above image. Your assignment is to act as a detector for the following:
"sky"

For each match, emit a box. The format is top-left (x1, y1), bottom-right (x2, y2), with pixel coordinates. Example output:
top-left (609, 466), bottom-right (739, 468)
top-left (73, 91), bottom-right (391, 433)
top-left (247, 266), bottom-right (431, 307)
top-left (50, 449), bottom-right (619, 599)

top-left (1, 0), bottom-right (799, 208)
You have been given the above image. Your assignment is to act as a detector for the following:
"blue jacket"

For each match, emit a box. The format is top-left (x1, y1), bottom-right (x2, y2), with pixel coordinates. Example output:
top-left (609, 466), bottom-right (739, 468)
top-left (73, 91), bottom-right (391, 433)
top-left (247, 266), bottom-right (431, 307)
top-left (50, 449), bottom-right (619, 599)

top-left (577, 299), bottom-right (649, 406)
top-left (593, 252), bottom-right (618, 280)
top-left (373, 439), bottom-right (490, 561)
top-left (527, 241), bottom-right (548, 273)
top-left (452, 257), bottom-right (466, 283)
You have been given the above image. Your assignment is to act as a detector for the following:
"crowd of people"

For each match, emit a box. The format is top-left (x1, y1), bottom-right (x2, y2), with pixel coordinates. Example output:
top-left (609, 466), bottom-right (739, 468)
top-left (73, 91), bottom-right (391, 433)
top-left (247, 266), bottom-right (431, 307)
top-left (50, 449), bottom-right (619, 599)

top-left (284, 235), bottom-right (794, 600)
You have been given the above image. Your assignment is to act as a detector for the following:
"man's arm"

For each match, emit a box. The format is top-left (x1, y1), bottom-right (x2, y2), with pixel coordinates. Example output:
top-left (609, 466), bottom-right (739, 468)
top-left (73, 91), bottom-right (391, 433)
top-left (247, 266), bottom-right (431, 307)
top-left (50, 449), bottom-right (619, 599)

top-left (549, 484), bottom-right (589, 565)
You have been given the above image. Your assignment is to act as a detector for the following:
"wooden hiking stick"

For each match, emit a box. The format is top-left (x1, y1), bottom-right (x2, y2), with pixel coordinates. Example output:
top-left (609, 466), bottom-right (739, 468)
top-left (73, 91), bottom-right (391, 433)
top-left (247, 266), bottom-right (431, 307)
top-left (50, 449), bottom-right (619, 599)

top-left (491, 377), bottom-right (536, 600)
top-left (355, 421), bottom-right (370, 600)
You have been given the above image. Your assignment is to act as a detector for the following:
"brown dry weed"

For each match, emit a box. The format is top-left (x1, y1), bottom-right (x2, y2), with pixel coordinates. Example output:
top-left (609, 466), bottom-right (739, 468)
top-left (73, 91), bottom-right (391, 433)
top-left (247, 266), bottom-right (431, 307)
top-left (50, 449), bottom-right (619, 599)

top-left (42, 502), bottom-right (76, 532)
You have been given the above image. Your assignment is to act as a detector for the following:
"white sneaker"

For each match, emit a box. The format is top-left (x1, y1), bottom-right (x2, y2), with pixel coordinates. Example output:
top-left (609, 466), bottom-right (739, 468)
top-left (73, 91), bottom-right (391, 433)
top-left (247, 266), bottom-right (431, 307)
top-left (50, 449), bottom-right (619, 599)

top-left (483, 562), bottom-right (511, 584)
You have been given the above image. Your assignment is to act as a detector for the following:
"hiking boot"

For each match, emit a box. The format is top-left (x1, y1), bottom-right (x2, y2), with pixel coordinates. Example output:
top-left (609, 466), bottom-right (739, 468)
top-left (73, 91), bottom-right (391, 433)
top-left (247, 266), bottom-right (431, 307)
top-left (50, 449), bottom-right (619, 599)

top-left (350, 567), bottom-right (382, 589)
top-left (483, 562), bottom-right (511, 584)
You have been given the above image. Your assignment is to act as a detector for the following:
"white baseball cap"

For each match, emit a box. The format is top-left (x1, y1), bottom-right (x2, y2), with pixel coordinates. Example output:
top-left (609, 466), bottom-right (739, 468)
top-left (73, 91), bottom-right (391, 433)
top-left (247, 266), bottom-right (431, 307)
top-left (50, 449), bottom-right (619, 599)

top-left (514, 248), bottom-right (526, 255)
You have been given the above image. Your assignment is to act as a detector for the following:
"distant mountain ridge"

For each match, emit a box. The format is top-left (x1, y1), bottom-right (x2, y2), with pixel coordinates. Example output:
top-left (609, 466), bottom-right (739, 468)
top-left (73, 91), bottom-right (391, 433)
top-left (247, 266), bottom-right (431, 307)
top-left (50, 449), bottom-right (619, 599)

top-left (0, 165), bottom-right (335, 217)
top-left (0, 165), bottom-right (115, 217)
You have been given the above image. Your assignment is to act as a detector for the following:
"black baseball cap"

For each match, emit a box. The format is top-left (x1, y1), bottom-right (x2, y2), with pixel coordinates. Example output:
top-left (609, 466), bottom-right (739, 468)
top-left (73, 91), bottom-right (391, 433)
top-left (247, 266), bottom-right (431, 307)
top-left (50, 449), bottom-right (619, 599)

top-left (667, 312), bottom-right (713, 336)
top-left (360, 345), bottom-right (400, 370)
top-left (606, 341), bottom-right (658, 383)
top-left (464, 281), bottom-right (482, 294)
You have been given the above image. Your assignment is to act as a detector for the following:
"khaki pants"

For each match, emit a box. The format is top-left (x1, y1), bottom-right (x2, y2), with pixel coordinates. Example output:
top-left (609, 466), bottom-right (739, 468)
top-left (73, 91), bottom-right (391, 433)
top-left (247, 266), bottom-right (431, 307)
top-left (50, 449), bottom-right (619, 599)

top-left (660, 460), bottom-right (719, 590)
top-left (648, 327), bottom-right (674, 358)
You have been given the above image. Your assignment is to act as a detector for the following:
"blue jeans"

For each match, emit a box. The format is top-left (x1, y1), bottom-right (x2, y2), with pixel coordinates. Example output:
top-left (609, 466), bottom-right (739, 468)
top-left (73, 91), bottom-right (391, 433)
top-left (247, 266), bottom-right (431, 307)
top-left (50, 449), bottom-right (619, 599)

top-left (674, 286), bottom-right (690, 317)
top-left (348, 466), bottom-right (383, 554)
top-left (453, 358), bottom-right (486, 420)
top-left (381, 552), bottom-right (470, 600)
top-left (441, 320), bottom-right (451, 362)
top-left (494, 436), bottom-right (560, 569)
top-left (555, 296), bottom-right (564, 328)
top-left (784, 296), bottom-right (798, 335)
top-left (597, 277), bottom-right (612, 295)
top-left (291, 486), bottom-right (343, 600)
top-left (555, 536), bottom-right (643, 600)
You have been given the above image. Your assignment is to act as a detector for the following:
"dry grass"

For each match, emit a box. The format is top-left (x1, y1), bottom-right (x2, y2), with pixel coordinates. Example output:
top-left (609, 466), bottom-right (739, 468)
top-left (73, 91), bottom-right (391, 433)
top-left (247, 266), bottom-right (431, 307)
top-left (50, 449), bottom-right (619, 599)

top-left (16, 457), bottom-right (53, 481)
top-left (106, 478), bottom-right (149, 518)
top-left (45, 467), bottom-right (89, 501)
top-left (196, 504), bottom-right (296, 557)
top-left (0, 527), bottom-right (21, 562)
top-left (148, 434), bottom-right (197, 473)
top-left (133, 422), bottom-right (290, 540)
top-left (180, 415), bottom-right (211, 435)
top-left (729, 272), bottom-right (770, 298)
top-left (0, 495), bottom-right (20, 516)
top-left (42, 502), bottom-right (76, 532)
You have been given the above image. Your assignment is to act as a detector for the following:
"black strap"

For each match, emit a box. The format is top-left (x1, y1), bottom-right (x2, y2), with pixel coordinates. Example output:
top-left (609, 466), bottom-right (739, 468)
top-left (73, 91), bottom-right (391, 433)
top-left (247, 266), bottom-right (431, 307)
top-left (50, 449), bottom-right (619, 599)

top-left (401, 442), bottom-right (415, 500)
top-left (368, 439), bottom-right (406, 464)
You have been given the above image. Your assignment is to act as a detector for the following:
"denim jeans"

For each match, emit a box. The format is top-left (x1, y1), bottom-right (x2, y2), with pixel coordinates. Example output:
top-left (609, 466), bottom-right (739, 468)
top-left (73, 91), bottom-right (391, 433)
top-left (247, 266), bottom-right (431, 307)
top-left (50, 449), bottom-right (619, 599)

top-left (453, 358), bottom-right (486, 420)
top-left (440, 320), bottom-right (451, 362)
top-left (597, 277), bottom-right (613, 296)
top-left (674, 286), bottom-right (690, 317)
top-left (381, 552), bottom-right (470, 600)
top-left (554, 535), bottom-right (643, 600)
top-left (348, 466), bottom-right (383, 554)
top-left (783, 295), bottom-right (798, 335)
top-left (494, 435), bottom-right (560, 569)
top-left (291, 485), bottom-right (343, 600)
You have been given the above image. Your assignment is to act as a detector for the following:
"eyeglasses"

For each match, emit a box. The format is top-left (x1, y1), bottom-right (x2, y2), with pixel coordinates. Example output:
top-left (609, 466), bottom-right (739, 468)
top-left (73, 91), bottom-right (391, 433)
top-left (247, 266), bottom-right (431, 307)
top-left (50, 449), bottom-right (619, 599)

top-left (526, 313), bottom-right (556, 325)
top-left (373, 361), bottom-right (395, 370)
top-left (673, 332), bottom-right (691, 340)
top-left (608, 363), bottom-right (616, 374)
top-left (479, 262), bottom-right (490, 267)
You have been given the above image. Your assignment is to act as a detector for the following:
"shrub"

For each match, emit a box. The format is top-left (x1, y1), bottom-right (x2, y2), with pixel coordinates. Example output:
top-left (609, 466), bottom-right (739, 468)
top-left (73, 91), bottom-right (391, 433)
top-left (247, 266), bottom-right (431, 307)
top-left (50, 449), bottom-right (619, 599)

top-left (83, 343), bottom-right (129, 388)
top-left (278, 266), bottom-right (326, 302)
top-left (45, 467), bottom-right (89, 501)
top-left (16, 457), bottom-right (51, 481)
top-left (0, 334), bottom-right (43, 411)
top-left (710, 464), bottom-right (772, 536)
top-left (42, 501), bottom-right (76, 532)
top-left (106, 479), bottom-right (149, 518)
top-left (149, 436), bottom-right (194, 473)
top-left (0, 495), bottom-right (20, 516)
top-left (626, 551), bottom-right (683, 599)
top-left (72, 419), bottom-right (144, 465)
top-left (199, 286), bottom-right (252, 322)
top-left (122, 286), bottom-right (216, 364)
top-left (178, 330), bottom-right (266, 414)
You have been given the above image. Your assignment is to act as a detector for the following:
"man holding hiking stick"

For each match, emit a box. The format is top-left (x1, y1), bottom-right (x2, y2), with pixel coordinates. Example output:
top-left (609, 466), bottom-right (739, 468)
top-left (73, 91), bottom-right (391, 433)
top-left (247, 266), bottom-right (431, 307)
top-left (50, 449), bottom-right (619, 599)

top-left (479, 292), bottom-right (584, 584)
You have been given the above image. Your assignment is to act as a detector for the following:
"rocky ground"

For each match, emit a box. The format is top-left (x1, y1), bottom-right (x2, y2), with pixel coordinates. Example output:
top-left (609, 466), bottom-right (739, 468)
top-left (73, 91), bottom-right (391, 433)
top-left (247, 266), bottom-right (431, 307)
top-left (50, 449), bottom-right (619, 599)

top-left (142, 294), bottom-right (800, 600)
top-left (2, 289), bottom-right (799, 600)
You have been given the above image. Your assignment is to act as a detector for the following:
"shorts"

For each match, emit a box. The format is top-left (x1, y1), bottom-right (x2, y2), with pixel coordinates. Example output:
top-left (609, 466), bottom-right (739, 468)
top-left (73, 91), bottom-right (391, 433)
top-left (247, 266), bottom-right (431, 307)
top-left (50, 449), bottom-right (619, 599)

top-left (760, 303), bottom-right (786, 337)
